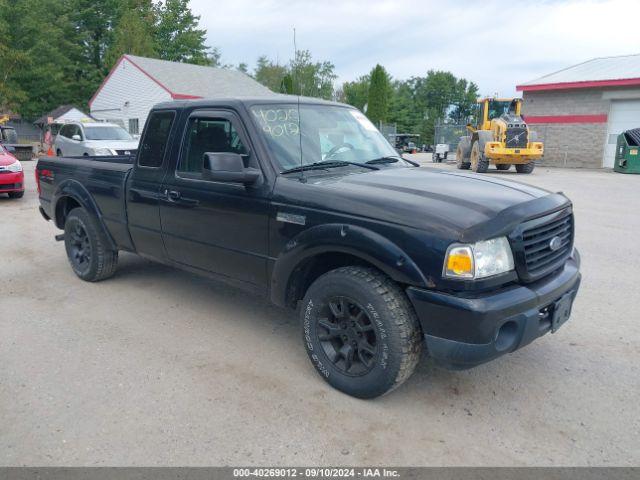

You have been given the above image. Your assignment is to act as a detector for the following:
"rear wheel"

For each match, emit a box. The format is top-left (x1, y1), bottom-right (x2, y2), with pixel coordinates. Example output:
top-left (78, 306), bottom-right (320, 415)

top-left (456, 144), bottom-right (470, 169)
top-left (301, 266), bottom-right (422, 399)
top-left (496, 164), bottom-right (511, 171)
top-left (515, 162), bottom-right (535, 174)
top-left (64, 207), bottom-right (118, 281)
top-left (470, 141), bottom-right (489, 173)
top-left (56, 149), bottom-right (62, 157)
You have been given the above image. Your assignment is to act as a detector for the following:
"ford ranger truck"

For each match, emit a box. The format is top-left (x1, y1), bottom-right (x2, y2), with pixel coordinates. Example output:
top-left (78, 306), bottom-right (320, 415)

top-left (36, 97), bottom-right (581, 399)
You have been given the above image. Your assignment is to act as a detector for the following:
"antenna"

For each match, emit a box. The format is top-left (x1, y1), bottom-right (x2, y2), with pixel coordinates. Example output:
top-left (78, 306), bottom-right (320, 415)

top-left (293, 27), bottom-right (306, 183)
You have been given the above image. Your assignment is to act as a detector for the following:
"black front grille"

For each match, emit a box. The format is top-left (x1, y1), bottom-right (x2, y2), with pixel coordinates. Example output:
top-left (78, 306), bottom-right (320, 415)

top-left (505, 127), bottom-right (528, 148)
top-left (517, 210), bottom-right (574, 281)
top-left (0, 183), bottom-right (19, 190)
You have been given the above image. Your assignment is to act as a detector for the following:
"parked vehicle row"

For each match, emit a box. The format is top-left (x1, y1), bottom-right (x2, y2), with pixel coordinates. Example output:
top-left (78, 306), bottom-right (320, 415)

top-left (36, 97), bottom-right (581, 399)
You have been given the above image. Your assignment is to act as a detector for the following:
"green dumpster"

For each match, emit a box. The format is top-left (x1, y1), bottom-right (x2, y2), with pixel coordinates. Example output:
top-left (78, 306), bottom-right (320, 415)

top-left (614, 128), bottom-right (640, 174)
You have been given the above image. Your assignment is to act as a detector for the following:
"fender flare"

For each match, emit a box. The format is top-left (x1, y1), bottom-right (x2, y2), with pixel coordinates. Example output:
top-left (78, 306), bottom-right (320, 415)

top-left (52, 179), bottom-right (117, 250)
top-left (270, 223), bottom-right (428, 307)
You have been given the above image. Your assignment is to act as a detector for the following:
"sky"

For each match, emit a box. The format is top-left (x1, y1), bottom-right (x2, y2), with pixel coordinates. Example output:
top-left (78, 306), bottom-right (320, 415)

top-left (190, 0), bottom-right (640, 97)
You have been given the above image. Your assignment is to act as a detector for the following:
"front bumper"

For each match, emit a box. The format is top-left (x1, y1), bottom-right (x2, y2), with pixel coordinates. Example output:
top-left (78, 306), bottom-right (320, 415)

top-left (484, 142), bottom-right (544, 162)
top-left (0, 171), bottom-right (25, 192)
top-left (406, 251), bottom-right (581, 369)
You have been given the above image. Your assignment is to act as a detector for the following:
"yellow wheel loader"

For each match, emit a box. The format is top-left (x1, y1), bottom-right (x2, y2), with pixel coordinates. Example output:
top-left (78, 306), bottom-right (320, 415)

top-left (456, 98), bottom-right (543, 174)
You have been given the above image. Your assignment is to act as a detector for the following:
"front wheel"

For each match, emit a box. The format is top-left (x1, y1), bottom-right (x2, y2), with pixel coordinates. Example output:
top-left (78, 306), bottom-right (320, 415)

top-left (515, 162), bottom-right (535, 174)
top-left (64, 207), bottom-right (118, 281)
top-left (301, 266), bottom-right (423, 399)
top-left (8, 191), bottom-right (24, 199)
top-left (470, 141), bottom-right (489, 173)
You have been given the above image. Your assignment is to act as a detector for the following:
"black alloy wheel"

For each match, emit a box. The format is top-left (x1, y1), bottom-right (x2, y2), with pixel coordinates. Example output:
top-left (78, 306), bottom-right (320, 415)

top-left (317, 296), bottom-right (378, 376)
top-left (68, 222), bottom-right (92, 274)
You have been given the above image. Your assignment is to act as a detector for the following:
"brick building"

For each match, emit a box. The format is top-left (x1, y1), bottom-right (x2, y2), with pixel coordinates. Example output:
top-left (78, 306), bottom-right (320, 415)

top-left (517, 54), bottom-right (640, 168)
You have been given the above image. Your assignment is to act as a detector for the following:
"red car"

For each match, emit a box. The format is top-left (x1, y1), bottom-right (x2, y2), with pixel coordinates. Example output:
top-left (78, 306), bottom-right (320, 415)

top-left (0, 144), bottom-right (24, 198)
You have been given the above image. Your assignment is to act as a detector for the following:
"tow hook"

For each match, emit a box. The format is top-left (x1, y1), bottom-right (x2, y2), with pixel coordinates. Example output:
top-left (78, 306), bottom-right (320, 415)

top-left (54, 234), bottom-right (65, 242)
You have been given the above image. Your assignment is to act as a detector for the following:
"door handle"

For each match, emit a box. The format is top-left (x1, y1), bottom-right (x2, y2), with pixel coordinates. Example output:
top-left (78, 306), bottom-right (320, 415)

top-left (165, 189), bottom-right (181, 201)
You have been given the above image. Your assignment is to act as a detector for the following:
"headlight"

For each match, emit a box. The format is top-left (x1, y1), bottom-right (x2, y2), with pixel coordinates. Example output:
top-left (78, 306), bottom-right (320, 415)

top-left (7, 161), bottom-right (23, 173)
top-left (443, 237), bottom-right (514, 279)
top-left (93, 148), bottom-right (114, 156)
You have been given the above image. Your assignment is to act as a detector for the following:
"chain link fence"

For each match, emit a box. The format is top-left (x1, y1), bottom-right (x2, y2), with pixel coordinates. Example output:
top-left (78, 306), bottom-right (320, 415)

top-left (433, 123), bottom-right (467, 149)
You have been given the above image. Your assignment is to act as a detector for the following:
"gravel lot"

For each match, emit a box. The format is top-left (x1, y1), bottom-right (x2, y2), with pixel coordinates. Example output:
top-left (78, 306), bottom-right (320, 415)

top-left (1, 158), bottom-right (639, 466)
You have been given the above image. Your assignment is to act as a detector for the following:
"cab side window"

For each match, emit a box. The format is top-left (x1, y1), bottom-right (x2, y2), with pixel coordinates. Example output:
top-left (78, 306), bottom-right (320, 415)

top-left (59, 125), bottom-right (71, 138)
top-left (72, 125), bottom-right (83, 140)
top-left (177, 117), bottom-right (248, 179)
top-left (138, 111), bottom-right (176, 168)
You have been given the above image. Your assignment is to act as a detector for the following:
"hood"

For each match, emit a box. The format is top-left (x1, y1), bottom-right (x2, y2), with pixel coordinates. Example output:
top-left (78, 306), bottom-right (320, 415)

top-left (0, 151), bottom-right (18, 166)
top-left (84, 140), bottom-right (139, 150)
top-left (281, 167), bottom-right (569, 240)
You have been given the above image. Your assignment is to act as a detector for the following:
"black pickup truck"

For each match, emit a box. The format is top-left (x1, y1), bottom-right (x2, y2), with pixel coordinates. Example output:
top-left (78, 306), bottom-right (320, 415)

top-left (36, 97), bottom-right (581, 398)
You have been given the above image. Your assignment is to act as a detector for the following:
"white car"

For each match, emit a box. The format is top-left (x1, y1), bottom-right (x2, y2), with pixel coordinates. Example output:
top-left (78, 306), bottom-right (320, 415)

top-left (55, 122), bottom-right (139, 157)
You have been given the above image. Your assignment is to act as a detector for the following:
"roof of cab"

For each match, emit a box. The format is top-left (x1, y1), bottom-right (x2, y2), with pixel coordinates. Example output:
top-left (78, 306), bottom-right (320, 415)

top-left (153, 95), bottom-right (351, 111)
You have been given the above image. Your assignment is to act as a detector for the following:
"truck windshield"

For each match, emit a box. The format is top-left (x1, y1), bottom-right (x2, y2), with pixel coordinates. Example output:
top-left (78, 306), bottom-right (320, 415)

top-left (487, 100), bottom-right (511, 120)
top-left (250, 104), bottom-right (402, 172)
top-left (84, 126), bottom-right (133, 141)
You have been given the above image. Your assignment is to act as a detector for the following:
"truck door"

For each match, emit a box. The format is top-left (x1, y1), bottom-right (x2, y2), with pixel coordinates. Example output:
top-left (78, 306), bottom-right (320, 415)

top-left (126, 110), bottom-right (177, 260)
top-left (158, 110), bottom-right (270, 288)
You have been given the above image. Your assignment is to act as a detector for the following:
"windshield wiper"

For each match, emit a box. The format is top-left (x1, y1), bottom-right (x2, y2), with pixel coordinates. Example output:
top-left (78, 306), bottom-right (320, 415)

top-left (366, 156), bottom-right (420, 167)
top-left (280, 160), bottom-right (379, 175)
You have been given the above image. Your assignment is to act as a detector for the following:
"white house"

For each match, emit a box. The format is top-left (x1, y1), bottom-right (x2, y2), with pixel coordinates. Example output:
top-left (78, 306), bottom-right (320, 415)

top-left (89, 54), bottom-right (274, 134)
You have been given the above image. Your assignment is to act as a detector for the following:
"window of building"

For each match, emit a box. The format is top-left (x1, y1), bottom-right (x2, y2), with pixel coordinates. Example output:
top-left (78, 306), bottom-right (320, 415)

top-left (138, 111), bottom-right (176, 168)
top-left (177, 117), bottom-right (247, 179)
top-left (129, 118), bottom-right (139, 135)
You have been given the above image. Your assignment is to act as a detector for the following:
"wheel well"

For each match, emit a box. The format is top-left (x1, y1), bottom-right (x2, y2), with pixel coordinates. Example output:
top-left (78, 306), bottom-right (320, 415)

top-left (55, 196), bottom-right (81, 228)
top-left (284, 252), bottom-right (383, 309)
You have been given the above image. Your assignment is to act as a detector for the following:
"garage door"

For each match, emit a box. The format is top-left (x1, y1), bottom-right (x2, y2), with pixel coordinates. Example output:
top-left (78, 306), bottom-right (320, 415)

top-left (604, 99), bottom-right (640, 167)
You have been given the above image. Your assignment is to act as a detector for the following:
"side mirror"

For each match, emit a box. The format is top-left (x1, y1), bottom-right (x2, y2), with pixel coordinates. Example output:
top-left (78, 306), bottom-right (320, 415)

top-left (72, 134), bottom-right (81, 141)
top-left (203, 152), bottom-right (261, 185)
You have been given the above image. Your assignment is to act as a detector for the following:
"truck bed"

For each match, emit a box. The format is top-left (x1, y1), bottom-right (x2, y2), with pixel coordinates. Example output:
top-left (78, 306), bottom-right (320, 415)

top-left (37, 155), bottom-right (134, 249)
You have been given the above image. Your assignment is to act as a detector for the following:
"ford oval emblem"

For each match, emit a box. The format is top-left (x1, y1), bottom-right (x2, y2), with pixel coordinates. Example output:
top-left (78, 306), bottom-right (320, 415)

top-left (549, 236), bottom-right (562, 251)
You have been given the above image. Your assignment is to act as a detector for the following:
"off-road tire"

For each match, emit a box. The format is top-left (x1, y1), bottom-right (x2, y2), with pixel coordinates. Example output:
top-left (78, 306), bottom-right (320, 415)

top-left (301, 266), bottom-right (423, 399)
top-left (515, 162), bottom-right (535, 174)
top-left (456, 144), bottom-right (470, 169)
top-left (64, 207), bottom-right (118, 282)
top-left (470, 141), bottom-right (489, 173)
top-left (496, 164), bottom-right (511, 171)
top-left (8, 191), bottom-right (24, 198)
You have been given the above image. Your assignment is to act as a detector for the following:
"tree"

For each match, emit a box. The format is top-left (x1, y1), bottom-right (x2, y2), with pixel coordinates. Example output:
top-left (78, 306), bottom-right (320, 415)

top-left (388, 78), bottom-right (421, 134)
top-left (154, 0), bottom-right (210, 65)
top-left (0, 0), bottom-right (28, 110)
top-left (254, 56), bottom-right (288, 92)
top-left (366, 64), bottom-right (391, 124)
top-left (105, 0), bottom-right (157, 67)
top-left (3, 0), bottom-right (92, 118)
top-left (341, 75), bottom-right (369, 111)
top-left (289, 50), bottom-right (336, 100)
